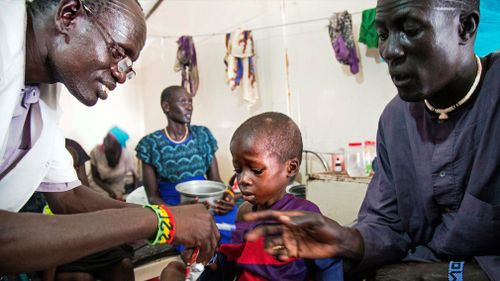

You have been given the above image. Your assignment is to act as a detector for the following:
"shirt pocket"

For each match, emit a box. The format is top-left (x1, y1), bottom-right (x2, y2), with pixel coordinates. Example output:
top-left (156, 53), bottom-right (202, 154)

top-left (461, 192), bottom-right (500, 221)
top-left (433, 193), bottom-right (500, 256)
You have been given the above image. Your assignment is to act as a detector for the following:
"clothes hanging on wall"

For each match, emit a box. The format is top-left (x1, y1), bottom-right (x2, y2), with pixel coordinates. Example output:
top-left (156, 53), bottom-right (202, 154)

top-left (328, 11), bottom-right (360, 75)
top-left (174, 36), bottom-right (199, 96)
top-left (359, 8), bottom-right (378, 49)
top-left (224, 29), bottom-right (259, 107)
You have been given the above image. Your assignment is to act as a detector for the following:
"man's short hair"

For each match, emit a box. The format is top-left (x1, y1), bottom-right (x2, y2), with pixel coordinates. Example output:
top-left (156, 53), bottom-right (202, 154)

top-left (437, 0), bottom-right (479, 13)
top-left (160, 85), bottom-right (185, 104)
top-left (231, 112), bottom-right (303, 164)
top-left (28, 0), bottom-right (57, 15)
top-left (28, 0), bottom-right (142, 16)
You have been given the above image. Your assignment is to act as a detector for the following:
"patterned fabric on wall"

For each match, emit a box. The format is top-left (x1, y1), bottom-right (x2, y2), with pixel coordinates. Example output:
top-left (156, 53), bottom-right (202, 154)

top-left (224, 29), bottom-right (259, 107)
top-left (328, 11), bottom-right (360, 75)
top-left (174, 36), bottom-right (199, 96)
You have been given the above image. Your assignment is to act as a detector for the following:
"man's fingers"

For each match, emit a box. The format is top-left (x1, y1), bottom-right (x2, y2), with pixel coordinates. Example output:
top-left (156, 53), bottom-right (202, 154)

top-left (265, 234), bottom-right (285, 252)
top-left (264, 237), bottom-right (293, 261)
top-left (245, 225), bottom-right (266, 241)
top-left (245, 210), bottom-right (325, 231)
top-left (197, 211), bottom-right (219, 264)
top-left (211, 220), bottom-right (220, 251)
top-left (197, 239), bottom-right (212, 264)
top-left (243, 210), bottom-right (280, 221)
top-left (245, 223), bottom-right (284, 241)
top-left (183, 248), bottom-right (194, 258)
top-left (243, 210), bottom-right (306, 224)
top-left (171, 204), bottom-right (220, 264)
top-left (286, 212), bottom-right (325, 228)
top-left (277, 253), bottom-right (291, 262)
top-left (201, 219), bottom-right (219, 264)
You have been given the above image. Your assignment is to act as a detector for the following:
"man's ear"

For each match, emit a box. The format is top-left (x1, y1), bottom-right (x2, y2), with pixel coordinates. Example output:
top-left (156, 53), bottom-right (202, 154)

top-left (55, 0), bottom-right (85, 42)
top-left (286, 158), bottom-right (300, 178)
top-left (458, 10), bottom-right (480, 45)
top-left (161, 101), bottom-right (170, 114)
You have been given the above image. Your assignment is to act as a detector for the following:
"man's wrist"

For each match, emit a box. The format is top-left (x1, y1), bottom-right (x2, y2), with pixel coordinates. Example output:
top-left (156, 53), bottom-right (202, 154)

top-left (144, 204), bottom-right (176, 245)
top-left (339, 227), bottom-right (364, 260)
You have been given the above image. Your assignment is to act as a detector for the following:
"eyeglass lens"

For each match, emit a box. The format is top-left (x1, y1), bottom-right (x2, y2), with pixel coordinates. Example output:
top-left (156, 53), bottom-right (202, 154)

top-left (82, 2), bottom-right (136, 80)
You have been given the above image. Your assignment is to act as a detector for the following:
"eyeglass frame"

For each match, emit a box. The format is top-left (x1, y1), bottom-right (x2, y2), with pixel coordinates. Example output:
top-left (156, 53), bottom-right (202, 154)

top-left (80, 0), bottom-right (136, 80)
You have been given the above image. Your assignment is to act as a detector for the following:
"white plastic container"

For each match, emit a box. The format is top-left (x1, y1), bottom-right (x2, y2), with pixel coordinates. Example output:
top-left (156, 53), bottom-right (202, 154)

top-left (364, 141), bottom-right (376, 175)
top-left (346, 142), bottom-right (370, 177)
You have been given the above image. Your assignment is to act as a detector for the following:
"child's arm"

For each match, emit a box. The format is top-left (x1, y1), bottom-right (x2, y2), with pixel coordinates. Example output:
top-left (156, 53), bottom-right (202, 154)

top-left (236, 201), bottom-right (253, 221)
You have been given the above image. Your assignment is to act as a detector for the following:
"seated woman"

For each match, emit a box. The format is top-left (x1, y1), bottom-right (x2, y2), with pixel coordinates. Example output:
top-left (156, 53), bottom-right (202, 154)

top-left (87, 127), bottom-right (138, 201)
top-left (135, 85), bottom-right (236, 244)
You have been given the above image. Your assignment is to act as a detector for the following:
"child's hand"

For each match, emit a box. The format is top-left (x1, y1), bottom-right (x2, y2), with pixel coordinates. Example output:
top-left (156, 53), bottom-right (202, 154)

top-left (183, 197), bottom-right (211, 210)
top-left (214, 190), bottom-right (235, 215)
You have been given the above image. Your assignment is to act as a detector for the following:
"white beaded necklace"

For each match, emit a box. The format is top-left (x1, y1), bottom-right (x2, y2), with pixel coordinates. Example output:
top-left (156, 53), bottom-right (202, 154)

top-left (164, 125), bottom-right (189, 144)
top-left (424, 55), bottom-right (482, 120)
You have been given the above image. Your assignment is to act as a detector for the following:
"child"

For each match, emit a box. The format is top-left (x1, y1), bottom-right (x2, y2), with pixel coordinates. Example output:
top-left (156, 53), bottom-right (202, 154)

top-left (201, 112), bottom-right (343, 281)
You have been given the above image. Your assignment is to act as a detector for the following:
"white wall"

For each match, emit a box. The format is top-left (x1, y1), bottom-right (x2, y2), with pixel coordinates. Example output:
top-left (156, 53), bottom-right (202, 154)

top-left (59, 0), bottom-right (397, 183)
top-left (58, 79), bottom-right (145, 157)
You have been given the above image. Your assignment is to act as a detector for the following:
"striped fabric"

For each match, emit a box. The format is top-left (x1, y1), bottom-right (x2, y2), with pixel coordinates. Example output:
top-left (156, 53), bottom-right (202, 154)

top-left (217, 194), bottom-right (329, 281)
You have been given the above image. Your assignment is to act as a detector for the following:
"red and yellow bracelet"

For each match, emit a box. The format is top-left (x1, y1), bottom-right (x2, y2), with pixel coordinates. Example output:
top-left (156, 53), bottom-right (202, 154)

top-left (144, 204), bottom-right (176, 245)
top-left (226, 188), bottom-right (235, 198)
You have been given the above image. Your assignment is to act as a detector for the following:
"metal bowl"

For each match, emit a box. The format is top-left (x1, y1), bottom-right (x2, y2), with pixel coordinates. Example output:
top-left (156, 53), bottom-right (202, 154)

top-left (175, 180), bottom-right (227, 206)
top-left (286, 183), bottom-right (306, 199)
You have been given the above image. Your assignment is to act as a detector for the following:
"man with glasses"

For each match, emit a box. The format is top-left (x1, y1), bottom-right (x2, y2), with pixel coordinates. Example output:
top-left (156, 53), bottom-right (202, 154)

top-left (242, 0), bottom-right (499, 280)
top-left (0, 0), bottom-right (219, 274)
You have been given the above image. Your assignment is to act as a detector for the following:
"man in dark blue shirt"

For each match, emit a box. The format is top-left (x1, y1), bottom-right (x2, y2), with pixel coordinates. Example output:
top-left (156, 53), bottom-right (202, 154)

top-left (244, 0), bottom-right (499, 280)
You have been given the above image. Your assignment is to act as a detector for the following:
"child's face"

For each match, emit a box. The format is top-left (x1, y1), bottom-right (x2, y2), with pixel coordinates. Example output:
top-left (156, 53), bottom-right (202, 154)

top-left (231, 137), bottom-right (291, 209)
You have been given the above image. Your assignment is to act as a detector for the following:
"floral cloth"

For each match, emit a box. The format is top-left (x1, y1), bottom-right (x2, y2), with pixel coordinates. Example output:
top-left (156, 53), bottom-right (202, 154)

top-left (328, 11), bottom-right (360, 74)
top-left (174, 35), bottom-right (199, 96)
top-left (224, 30), bottom-right (259, 107)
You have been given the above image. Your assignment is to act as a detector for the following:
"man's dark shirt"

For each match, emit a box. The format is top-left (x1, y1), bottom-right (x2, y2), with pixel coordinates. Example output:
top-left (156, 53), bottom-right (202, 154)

top-left (354, 53), bottom-right (500, 281)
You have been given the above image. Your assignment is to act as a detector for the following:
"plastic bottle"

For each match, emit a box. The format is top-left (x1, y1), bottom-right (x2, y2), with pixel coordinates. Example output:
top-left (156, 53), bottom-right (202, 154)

top-left (346, 142), bottom-right (369, 177)
top-left (331, 148), bottom-right (345, 174)
top-left (334, 157), bottom-right (342, 173)
top-left (364, 141), bottom-right (376, 175)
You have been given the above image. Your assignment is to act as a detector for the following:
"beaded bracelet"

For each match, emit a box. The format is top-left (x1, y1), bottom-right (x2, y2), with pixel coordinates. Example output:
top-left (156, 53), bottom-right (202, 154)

top-left (144, 204), bottom-right (176, 245)
top-left (225, 188), bottom-right (235, 198)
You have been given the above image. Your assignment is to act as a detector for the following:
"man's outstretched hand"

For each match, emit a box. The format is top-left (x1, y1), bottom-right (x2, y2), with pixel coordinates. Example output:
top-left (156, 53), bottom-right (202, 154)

top-left (244, 210), bottom-right (364, 261)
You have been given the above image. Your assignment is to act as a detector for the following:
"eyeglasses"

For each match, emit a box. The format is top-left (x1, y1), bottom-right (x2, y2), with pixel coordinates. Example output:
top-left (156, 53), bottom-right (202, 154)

top-left (81, 1), bottom-right (136, 80)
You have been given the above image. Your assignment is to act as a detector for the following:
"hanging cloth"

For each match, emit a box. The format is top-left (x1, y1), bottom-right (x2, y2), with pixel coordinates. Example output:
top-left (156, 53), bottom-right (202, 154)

top-left (224, 30), bottom-right (259, 107)
top-left (174, 36), bottom-right (199, 96)
top-left (474, 0), bottom-right (500, 56)
top-left (328, 11), bottom-right (360, 74)
top-left (359, 8), bottom-right (378, 49)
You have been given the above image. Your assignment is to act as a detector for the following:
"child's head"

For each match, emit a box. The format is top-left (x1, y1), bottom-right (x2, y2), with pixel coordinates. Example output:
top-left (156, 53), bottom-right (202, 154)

top-left (230, 112), bottom-right (302, 209)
